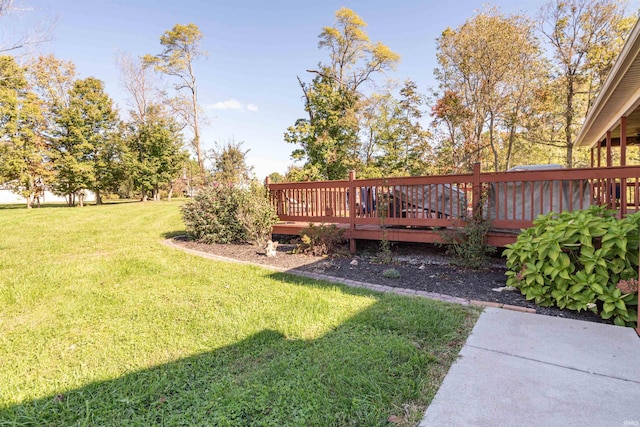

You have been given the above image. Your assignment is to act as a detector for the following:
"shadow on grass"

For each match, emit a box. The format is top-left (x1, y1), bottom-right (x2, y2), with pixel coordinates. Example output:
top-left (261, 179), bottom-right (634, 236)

top-left (0, 275), bottom-right (475, 426)
top-left (0, 203), bottom-right (71, 210)
top-left (162, 230), bottom-right (188, 239)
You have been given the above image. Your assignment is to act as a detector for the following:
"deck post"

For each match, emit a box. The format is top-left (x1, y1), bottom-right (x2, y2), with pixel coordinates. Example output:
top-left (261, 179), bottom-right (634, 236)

top-left (596, 141), bottom-right (602, 204)
top-left (606, 131), bottom-right (613, 208)
top-left (472, 162), bottom-right (482, 218)
top-left (621, 117), bottom-right (628, 217)
top-left (349, 170), bottom-right (357, 254)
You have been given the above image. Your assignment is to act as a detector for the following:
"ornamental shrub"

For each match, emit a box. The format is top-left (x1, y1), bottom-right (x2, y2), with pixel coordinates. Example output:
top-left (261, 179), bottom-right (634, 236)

top-left (438, 209), bottom-right (496, 269)
top-left (181, 182), bottom-right (278, 245)
top-left (295, 223), bottom-right (346, 256)
top-left (503, 206), bottom-right (639, 327)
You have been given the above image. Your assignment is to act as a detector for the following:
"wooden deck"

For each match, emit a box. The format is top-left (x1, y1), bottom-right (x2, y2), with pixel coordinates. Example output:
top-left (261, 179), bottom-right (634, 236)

top-left (272, 221), bottom-right (518, 247)
top-left (267, 163), bottom-right (640, 251)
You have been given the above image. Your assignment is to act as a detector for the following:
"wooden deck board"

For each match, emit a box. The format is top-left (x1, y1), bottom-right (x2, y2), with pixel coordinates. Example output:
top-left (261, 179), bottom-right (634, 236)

top-left (272, 221), bottom-right (518, 247)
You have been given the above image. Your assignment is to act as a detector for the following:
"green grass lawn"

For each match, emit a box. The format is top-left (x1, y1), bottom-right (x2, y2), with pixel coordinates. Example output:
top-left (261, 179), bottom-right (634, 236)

top-left (0, 201), bottom-right (479, 426)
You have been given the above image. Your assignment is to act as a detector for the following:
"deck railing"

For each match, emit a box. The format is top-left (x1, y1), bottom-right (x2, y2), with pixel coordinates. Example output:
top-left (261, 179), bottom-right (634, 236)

top-left (267, 163), bottom-right (640, 234)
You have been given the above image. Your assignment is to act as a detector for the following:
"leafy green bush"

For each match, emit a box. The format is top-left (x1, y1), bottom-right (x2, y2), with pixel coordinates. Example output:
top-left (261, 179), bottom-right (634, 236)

top-left (382, 268), bottom-right (401, 279)
top-left (438, 209), bottom-right (496, 269)
top-left (295, 223), bottom-right (346, 256)
top-left (182, 183), bottom-right (278, 245)
top-left (503, 206), bottom-right (639, 327)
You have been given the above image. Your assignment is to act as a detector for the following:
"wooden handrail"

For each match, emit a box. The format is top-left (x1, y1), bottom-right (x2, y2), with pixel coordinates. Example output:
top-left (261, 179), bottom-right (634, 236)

top-left (267, 164), bottom-right (640, 233)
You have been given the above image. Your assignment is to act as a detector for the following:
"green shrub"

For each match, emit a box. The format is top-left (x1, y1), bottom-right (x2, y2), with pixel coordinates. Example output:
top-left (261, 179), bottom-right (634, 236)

top-left (295, 223), bottom-right (346, 256)
top-left (503, 206), bottom-right (639, 327)
top-left (182, 183), bottom-right (278, 245)
top-left (377, 232), bottom-right (394, 264)
top-left (438, 209), bottom-right (496, 269)
top-left (382, 268), bottom-right (401, 279)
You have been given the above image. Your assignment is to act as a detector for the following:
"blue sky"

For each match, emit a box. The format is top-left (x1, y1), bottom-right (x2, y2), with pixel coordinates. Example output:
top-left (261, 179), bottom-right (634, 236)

top-left (18, 0), bottom-right (555, 179)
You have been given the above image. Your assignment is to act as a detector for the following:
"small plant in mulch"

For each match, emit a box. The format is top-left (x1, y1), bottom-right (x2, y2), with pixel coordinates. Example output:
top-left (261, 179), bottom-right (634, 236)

top-left (382, 268), bottom-right (401, 279)
top-left (437, 202), bottom-right (496, 269)
top-left (376, 230), bottom-right (394, 264)
top-left (294, 223), bottom-right (347, 256)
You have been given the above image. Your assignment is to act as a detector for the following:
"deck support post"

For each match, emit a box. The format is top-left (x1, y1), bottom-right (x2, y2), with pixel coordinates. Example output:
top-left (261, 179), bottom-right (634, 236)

top-left (595, 141), bottom-right (602, 204)
top-left (472, 162), bottom-right (482, 219)
top-left (349, 170), bottom-right (356, 254)
top-left (621, 117), bottom-right (628, 217)
top-left (606, 131), bottom-right (613, 208)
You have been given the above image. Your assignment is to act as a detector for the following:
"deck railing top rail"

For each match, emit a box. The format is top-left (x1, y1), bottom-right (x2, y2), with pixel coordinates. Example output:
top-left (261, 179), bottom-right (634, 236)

top-left (267, 164), bottom-right (640, 231)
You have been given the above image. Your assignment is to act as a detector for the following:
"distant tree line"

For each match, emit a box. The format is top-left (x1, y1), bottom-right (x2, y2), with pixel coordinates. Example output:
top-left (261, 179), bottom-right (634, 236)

top-left (284, 1), bottom-right (635, 181)
top-left (0, 15), bottom-right (246, 208)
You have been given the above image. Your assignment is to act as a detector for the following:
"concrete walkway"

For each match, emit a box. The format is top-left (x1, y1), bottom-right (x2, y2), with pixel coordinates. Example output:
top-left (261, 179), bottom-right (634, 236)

top-left (420, 308), bottom-right (640, 426)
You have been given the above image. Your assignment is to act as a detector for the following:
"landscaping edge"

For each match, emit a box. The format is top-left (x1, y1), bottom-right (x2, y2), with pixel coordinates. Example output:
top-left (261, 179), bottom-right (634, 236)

top-left (163, 237), bottom-right (536, 314)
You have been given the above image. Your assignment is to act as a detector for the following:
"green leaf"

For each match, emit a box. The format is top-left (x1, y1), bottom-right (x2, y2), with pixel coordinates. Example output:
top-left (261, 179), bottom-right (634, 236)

top-left (591, 283), bottom-right (604, 295)
top-left (569, 284), bottom-right (584, 294)
top-left (601, 310), bottom-right (614, 319)
top-left (603, 302), bottom-right (615, 313)
top-left (615, 300), bottom-right (626, 310)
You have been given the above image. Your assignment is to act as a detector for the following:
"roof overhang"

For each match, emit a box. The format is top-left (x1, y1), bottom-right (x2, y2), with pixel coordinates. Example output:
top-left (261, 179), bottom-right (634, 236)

top-left (575, 18), bottom-right (640, 148)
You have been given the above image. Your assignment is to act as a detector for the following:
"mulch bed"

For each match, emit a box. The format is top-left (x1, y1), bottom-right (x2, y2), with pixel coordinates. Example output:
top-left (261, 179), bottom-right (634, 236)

top-left (171, 235), bottom-right (608, 324)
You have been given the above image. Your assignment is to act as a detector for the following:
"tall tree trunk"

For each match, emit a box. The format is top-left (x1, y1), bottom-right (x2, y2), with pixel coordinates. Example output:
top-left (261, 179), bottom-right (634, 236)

top-left (192, 85), bottom-right (203, 173)
top-left (167, 181), bottom-right (174, 201)
top-left (506, 123), bottom-right (516, 171)
top-left (488, 112), bottom-right (500, 171)
top-left (565, 76), bottom-right (575, 168)
top-left (95, 189), bottom-right (103, 205)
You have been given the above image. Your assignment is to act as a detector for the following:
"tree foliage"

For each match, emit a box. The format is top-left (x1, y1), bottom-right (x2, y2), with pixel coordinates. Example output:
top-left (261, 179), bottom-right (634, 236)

top-left (433, 7), bottom-right (544, 172)
top-left (143, 23), bottom-right (207, 172)
top-left (126, 104), bottom-right (187, 201)
top-left (538, 0), bottom-right (633, 167)
top-left (208, 140), bottom-right (254, 186)
top-left (51, 77), bottom-right (123, 205)
top-left (0, 55), bottom-right (48, 207)
top-left (286, 8), bottom-right (401, 181)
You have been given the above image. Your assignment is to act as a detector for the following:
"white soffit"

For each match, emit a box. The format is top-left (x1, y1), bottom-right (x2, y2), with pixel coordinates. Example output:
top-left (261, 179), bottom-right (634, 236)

top-left (575, 18), bottom-right (640, 148)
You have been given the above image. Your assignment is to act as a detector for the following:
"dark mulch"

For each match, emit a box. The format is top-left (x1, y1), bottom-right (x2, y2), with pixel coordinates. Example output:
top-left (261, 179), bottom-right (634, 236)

top-left (172, 235), bottom-right (608, 324)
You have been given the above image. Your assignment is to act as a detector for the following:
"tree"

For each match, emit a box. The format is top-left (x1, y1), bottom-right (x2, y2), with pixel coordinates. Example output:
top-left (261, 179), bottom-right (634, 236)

top-left (285, 8), bottom-right (399, 180)
top-left (27, 54), bottom-right (76, 113)
top-left (357, 81), bottom-right (433, 177)
top-left (0, 0), bottom-right (55, 55)
top-left (117, 51), bottom-right (187, 201)
top-left (125, 104), bottom-right (187, 201)
top-left (0, 55), bottom-right (49, 208)
top-left (208, 140), bottom-right (254, 186)
top-left (266, 171), bottom-right (284, 183)
top-left (143, 23), bottom-right (207, 172)
top-left (285, 75), bottom-right (361, 180)
top-left (433, 8), bottom-right (543, 172)
top-left (115, 51), bottom-right (159, 125)
top-left (384, 80), bottom-right (433, 176)
top-left (539, 0), bottom-right (634, 167)
top-left (51, 77), bottom-right (122, 206)
top-left (431, 90), bottom-right (472, 173)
